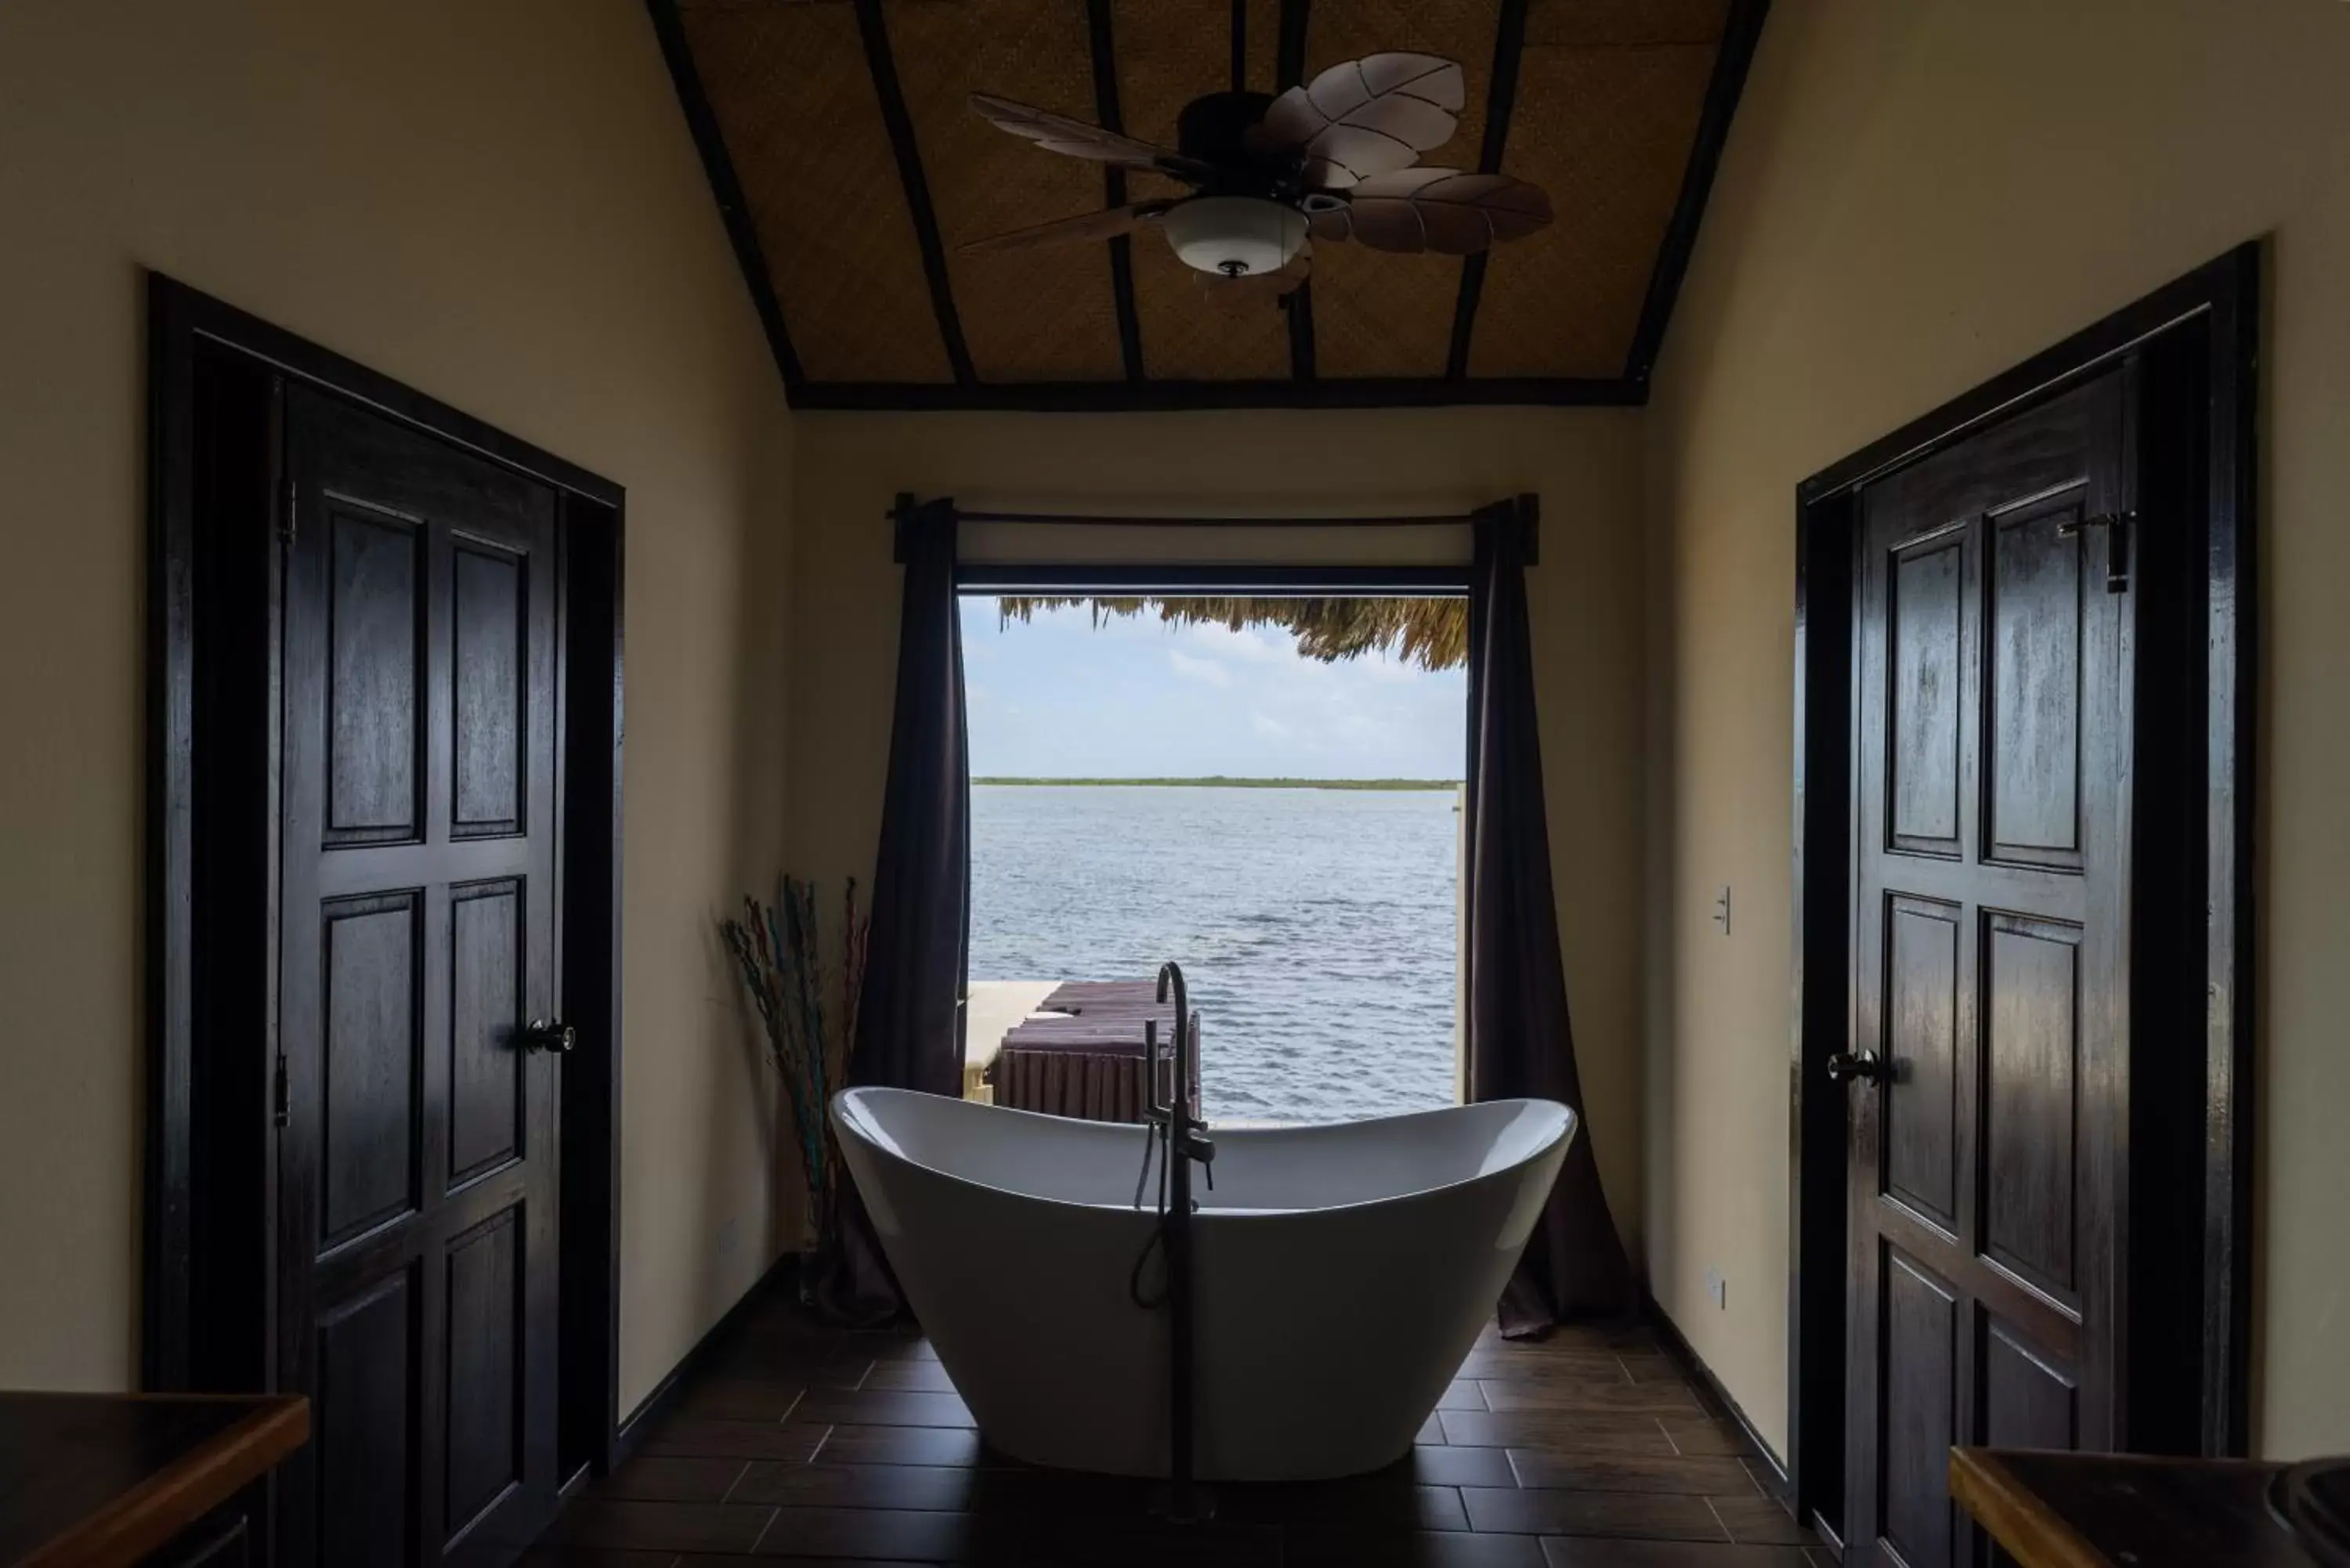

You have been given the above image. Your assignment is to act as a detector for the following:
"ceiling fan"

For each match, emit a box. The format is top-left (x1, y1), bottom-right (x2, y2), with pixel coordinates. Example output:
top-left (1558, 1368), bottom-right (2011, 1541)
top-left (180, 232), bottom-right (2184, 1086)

top-left (961, 54), bottom-right (1553, 309)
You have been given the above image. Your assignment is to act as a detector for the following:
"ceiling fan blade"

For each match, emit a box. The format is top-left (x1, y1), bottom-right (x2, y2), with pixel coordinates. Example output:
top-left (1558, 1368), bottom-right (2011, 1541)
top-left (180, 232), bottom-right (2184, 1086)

top-left (1315, 169), bottom-right (1552, 255)
top-left (1257, 53), bottom-right (1465, 189)
top-left (1306, 204), bottom-right (1354, 244)
top-left (970, 94), bottom-right (1211, 180)
top-left (961, 203), bottom-right (1171, 255)
top-left (1195, 248), bottom-right (1312, 311)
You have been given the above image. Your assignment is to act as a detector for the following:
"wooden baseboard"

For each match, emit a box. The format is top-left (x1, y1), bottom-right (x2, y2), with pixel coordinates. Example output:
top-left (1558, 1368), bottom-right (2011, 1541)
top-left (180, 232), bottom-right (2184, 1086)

top-left (1809, 1508), bottom-right (1846, 1559)
top-left (611, 1250), bottom-right (803, 1465)
top-left (1643, 1294), bottom-right (1792, 1499)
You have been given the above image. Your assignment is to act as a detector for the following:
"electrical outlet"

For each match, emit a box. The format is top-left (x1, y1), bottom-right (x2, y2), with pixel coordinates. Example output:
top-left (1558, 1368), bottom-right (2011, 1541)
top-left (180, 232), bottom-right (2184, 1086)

top-left (1711, 886), bottom-right (1732, 935)
top-left (1705, 1268), bottom-right (1727, 1310)
top-left (716, 1216), bottom-right (742, 1260)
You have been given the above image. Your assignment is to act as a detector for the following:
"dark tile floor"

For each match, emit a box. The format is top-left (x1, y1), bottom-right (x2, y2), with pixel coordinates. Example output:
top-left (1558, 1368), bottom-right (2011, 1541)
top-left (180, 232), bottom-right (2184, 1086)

top-left (530, 1293), bottom-right (1824, 1566)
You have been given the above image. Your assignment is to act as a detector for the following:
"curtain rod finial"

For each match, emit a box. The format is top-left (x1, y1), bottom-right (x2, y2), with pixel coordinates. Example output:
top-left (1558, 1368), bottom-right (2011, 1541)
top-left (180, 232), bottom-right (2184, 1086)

top-left (1470, 494), bottom-right (1540, 566)
top-left (891, 494), bottom-right (957, 564)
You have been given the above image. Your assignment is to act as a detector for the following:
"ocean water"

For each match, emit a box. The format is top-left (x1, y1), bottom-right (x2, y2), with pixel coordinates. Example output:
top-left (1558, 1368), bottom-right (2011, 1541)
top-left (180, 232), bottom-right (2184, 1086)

top-left (967, 784), bottom-right (1460, 1124)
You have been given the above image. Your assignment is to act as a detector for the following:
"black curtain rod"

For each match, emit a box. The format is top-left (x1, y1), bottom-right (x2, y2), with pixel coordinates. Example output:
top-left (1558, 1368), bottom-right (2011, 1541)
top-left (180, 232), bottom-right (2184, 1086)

top-left (949, 509), bottom-right (1485, 528)
top-left (890, 492), bottom-right (1537, 563)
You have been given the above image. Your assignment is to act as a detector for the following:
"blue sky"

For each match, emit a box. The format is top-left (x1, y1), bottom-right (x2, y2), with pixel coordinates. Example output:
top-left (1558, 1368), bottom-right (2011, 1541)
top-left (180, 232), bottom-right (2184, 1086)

top-left (961, 598), bottom-right (1466, 779)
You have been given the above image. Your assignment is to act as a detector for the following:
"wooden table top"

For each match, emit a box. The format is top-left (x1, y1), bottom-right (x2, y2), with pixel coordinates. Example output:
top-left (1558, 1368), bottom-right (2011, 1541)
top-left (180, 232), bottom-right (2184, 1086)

top-left (1950, 1447), bottom-right (2321, 1568)
top-left (0, 1393), bottom-right (308, 1568)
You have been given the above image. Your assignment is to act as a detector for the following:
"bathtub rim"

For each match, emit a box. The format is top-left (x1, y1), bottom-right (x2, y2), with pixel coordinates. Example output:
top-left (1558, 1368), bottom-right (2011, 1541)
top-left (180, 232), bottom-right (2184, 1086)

top-left (831, 1086), bottom-right (1575, 1223)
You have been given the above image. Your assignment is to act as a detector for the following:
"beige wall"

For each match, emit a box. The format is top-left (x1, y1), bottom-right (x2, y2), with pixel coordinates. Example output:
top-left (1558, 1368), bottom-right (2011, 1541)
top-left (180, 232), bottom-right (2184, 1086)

top-left (1643, 0), bottom-right (2350, 1459)
top-left (786, 408), bottom-right (1652, 1257)
top-left (0, 0), bottom-right (797, 1412)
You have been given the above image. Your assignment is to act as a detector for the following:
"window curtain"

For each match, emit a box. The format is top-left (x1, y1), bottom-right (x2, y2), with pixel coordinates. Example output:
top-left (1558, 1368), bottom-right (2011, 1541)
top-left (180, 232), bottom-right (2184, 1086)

top-left (819, 498), bottom-right (970, 1324)
top-left (1464, 498), bottom-right (1637, 1334)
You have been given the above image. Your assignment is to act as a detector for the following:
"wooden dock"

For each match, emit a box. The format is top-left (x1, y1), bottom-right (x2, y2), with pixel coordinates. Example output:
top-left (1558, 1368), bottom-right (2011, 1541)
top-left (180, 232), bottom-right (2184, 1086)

top-left (985, 979), bottom-right (1198, 1122)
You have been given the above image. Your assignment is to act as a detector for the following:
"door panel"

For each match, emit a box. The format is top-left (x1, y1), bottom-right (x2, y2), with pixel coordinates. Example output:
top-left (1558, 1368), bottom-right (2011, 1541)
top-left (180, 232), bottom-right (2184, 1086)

top-left (1883, 897), bottom-right (1961, 1230)
top-left (451, 541), bottom-right (526, 836)
top-left (316, 1270), bottom-right (418, 1568)
top-left (1980, 914), bottom-right (2081, 1302)
top-left (445, 1205), bottom-right (525, 1533)
top-left (1844, 370), bottom-right (2131, 1567)
top-left (450, 880), bottom-right (526, 1184)
top-left (1880, 1248), bottom-right (1959, 1568)
top-left (325, 506), bottom-right (425, 844)
top-left (1979, 1315), bottom-right (2077, 1451)
top-left (279, 384), bottom-right (561, 1568)
top-left (1888, 534), bottom-right (1965, 854)
top-left (321, 891), bottom-right (424, 1246)
top-left (1983, 502), bottom-right (2084, 865)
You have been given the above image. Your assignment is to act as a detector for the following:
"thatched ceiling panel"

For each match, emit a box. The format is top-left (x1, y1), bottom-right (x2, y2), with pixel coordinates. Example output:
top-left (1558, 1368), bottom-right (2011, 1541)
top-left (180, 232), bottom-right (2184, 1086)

top-left (1302, 0), bottom-right (1501, 379)
top-left (1468, 20), bottom-right (1721, 377)
top-left (888, 0), bottom-right (1124, 381)
top-left (681, 0), bottom-right (950, 384)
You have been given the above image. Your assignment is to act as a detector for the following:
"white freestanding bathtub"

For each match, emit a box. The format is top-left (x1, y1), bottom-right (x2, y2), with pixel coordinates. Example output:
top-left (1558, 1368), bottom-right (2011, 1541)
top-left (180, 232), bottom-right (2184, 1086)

top-left (831, 1087), bottom-right (1574, 1481)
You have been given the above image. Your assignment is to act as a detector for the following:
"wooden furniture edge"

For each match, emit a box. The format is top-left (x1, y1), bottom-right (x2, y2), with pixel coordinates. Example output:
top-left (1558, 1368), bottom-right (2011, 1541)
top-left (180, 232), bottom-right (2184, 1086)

top-left (20, 1396), bottom-right (309, 1568)
top-left (1949, 1447), bottom-right (2111, 1568)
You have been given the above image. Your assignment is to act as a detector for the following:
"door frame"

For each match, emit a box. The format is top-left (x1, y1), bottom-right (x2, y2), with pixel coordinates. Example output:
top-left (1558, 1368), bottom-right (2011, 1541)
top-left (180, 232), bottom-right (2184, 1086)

top-left (1786, 244), bottom-right (2259, 1540)
top-left (143, 275), bottom-right (630, 1488)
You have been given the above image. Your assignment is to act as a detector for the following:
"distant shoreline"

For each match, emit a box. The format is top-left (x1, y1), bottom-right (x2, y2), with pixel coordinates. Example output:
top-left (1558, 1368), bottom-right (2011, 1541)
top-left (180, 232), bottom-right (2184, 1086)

top-left (973, 776), bottom-right (1460, 792)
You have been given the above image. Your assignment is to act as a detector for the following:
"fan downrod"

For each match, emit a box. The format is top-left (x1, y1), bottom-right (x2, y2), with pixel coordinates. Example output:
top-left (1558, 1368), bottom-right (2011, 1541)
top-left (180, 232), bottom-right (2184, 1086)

top-left (1176, 90), bottom-right (1276, 168)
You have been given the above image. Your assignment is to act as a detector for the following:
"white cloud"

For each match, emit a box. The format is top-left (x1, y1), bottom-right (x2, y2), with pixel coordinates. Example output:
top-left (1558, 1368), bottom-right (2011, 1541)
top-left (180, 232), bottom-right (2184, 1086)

top-left (1358, 652), bottom-right (1420, 684)
top-left (1249, 710), bottom-right (1288, 738)
top-left (1167, 649), bottom-right (1232, 687)
top-left (1166, 620), bottom-right (1285, 663)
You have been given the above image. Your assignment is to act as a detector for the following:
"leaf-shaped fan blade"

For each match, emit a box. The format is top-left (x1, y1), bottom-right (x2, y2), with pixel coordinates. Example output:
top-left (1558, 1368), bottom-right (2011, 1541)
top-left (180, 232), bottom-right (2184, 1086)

top-left (1257, 53), bottom-right (1466, 189)
top-left (1314, 169), bottom-right (1552, 255)
top-left (970, 94), bottom-right (1210, 180)
top-left (1195, 249), bottom-right (1312, 312)
top-left (962, 203), bottom-right (1170, 255)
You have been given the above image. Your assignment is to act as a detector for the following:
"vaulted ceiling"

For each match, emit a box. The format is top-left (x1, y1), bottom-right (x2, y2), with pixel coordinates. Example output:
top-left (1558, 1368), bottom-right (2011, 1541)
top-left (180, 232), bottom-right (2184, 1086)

top-left (651, 0), bottom-right (1765, 409)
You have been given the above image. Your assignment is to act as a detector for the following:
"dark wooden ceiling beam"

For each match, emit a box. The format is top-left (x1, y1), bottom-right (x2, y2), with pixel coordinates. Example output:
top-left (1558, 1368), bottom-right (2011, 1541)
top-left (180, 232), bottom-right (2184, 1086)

top-left (643, 0), bottom-right (806, 395)
top-left (792, 375), bottom-right (1643, 411)
top-left (1284, 272), bottom-right (1319, 381)
top-left (1622, 0), bottom-right (1770, 387)
top-left (1275, 0), bottom-right (1310, 88)
top-left (1446, 0), bottom-right (1530, 380)
top-left (1277, 0), bottom-right (1315, 381)
top-left (1086, 0), bottom-right (1145, 381)
top-left (853, 0), bottom-right (975, 385)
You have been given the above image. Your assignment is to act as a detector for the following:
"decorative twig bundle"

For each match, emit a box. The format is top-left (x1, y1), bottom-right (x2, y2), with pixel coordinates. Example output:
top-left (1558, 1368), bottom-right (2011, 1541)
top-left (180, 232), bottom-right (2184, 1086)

top-left (721, 876), bottom-right (869, 1253)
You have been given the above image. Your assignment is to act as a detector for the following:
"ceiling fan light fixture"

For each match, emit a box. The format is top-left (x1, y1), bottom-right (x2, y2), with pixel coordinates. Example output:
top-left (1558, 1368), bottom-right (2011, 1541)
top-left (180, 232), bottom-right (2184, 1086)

top-left (1159, 196), bottom-right (1307, 277)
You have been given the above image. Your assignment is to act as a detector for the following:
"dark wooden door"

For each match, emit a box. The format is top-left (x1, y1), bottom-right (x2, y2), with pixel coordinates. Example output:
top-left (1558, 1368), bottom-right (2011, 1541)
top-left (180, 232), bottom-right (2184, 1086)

top-left (276, 385), bottom-right (562, 1568)
top-left (1842, 371), bottom-right (2134, 1567)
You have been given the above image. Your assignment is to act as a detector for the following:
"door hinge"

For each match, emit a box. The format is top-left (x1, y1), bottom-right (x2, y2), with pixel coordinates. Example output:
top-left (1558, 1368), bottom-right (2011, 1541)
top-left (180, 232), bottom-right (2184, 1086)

top-left (279, 476), bottom-right (298, 544)
top-left (2058, 508), bottom-right (2133, 592)
top-left (273, 1054), bottom-right (290, 1128)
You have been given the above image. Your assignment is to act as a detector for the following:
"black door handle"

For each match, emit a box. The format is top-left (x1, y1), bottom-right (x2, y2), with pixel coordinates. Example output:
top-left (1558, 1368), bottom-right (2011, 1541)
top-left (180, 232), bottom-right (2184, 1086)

top-left (520, 1018), bottom-right (577, 1055)
top-left (1825, 1050), bottom-right (1885, 1085)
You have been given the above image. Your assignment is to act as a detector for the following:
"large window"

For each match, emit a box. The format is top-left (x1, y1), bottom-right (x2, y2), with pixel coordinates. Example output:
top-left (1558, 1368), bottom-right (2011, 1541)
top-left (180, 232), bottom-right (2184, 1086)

top-left (962, 594), bottom-right (1466, 1125)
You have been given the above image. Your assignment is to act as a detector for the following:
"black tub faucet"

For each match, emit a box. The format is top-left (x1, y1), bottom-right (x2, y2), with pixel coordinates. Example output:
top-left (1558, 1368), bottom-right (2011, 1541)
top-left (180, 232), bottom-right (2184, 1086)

top-left (1150, 960), bottom-right (1213, 1522)
top-left (1155, 962), bottom-right (1213, 1170)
